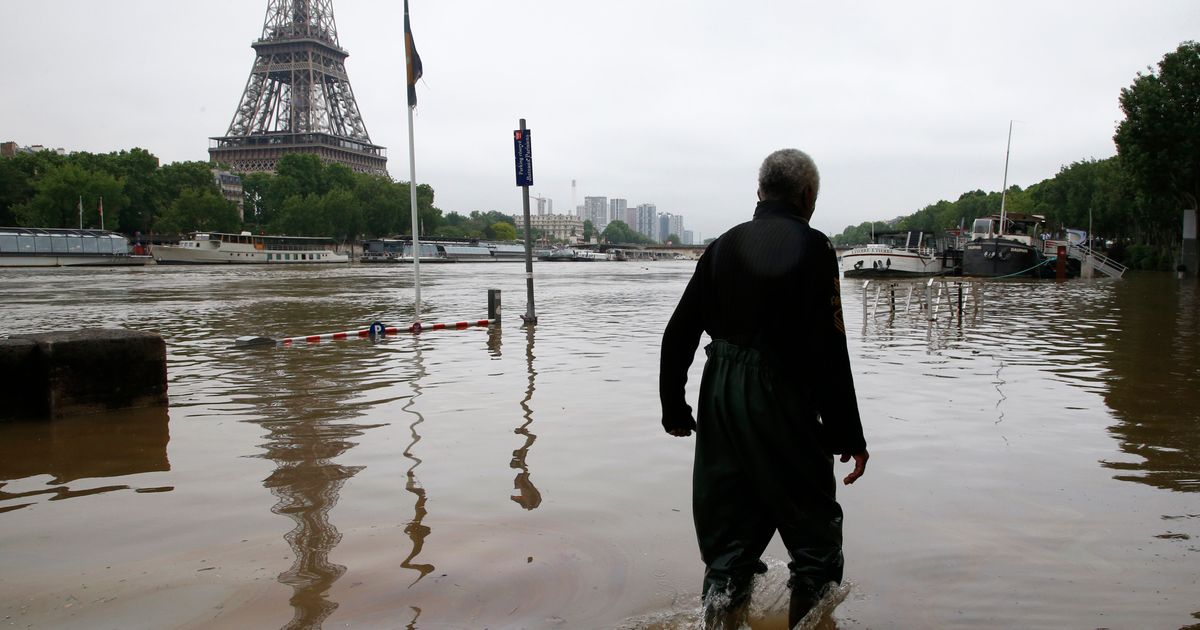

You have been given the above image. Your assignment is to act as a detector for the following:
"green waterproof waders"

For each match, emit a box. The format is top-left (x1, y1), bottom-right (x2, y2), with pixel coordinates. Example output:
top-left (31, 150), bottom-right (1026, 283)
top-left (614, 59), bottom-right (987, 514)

top-left (693, 339), bottom-right (844, 614)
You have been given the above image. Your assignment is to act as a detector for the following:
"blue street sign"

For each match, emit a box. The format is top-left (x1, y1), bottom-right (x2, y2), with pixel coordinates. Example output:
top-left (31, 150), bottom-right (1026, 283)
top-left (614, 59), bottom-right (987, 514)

top-left (514, 129), bottom-right (533, 187)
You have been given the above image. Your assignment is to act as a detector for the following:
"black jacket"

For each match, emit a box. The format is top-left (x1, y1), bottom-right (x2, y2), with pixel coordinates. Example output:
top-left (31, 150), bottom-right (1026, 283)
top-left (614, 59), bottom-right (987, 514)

top-left (658, 199), bottom-right (866, 454)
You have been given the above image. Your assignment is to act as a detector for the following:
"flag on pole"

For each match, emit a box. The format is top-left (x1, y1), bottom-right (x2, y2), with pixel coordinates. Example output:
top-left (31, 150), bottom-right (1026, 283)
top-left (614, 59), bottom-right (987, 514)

top-left (98, 196), bottom-right (105, 230)
top-left (77, 196), bottom-right (83, 230)
top-left (404, 0), bottom-right (423, 108)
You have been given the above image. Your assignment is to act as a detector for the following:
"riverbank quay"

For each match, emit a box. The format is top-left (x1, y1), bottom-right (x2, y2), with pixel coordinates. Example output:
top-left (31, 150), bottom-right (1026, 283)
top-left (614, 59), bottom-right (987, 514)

top-left (1, 264), bottom-right (1197, 628)
top-left (2, 329), bottom-right (166, 419)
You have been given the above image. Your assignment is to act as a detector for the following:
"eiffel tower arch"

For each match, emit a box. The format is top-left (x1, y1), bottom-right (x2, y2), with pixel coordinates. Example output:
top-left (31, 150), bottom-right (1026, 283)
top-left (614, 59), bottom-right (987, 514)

top-left (209, 0), bottom-right (388, 176)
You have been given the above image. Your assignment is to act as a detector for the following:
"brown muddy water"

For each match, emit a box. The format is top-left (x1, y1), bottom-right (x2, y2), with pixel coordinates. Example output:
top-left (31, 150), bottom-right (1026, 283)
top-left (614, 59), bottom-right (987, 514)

top-left (1, 263), bottom-right (1197, 629)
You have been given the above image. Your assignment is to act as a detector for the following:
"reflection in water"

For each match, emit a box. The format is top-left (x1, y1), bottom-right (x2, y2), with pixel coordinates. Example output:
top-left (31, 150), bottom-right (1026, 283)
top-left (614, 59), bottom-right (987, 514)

top-left (511, 326), bottom-right (542, 510)
top-left (0, 407), bottom-right (172, 512)
top-left (245, 346), bottom-right (382, 630)
top-left (1101, 276), bottom-right (1200, 492)
top-left (400, 342), bottom-right (435, 586)
top-left (857, 276), bottom-right (1200, 493)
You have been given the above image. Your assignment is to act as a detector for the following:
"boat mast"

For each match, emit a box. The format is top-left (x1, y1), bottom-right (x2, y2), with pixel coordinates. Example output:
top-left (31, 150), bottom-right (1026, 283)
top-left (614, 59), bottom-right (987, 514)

top-left (999, 120), bottom-right (1013, 236)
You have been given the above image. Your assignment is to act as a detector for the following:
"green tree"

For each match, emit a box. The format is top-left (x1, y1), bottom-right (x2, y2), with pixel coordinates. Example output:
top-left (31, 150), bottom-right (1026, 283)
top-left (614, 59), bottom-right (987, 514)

top-left (110, 148), bottom-right (163, 234)
top-left (354, 173), bottom-right (405, 237)
top-left (273, 194), bottom-right (332, 236)
top-left (322, 188), bottom-right (360, 241)
top-left (0, 157), bottom-right (30, 225)
top-left (1114, 41), bottom-right (1200, 243)
top-left (241, 172), bottom-right (275, 227)
top-left (583, 219), bottom-right (595, 242)
top-left (490, 221), bottom-right (517, 241)
top-left (13, 163), bottom-right (126, 229)
top-left (601, 220), bottom-right (653, 244)
top-left (154, 188), bottom-right (240, 234)
top-left (664, 232), bottom-right (681, 245)
top-left (1115, 41), bottom-right (1200, 211)
top-left (159, 161), bottom-right (218, 199)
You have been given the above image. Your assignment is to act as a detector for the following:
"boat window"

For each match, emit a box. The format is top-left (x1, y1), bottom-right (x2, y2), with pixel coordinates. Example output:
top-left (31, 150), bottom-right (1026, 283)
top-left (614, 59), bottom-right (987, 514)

top-left (35, 235), bottom-right (52, 253)
top-left (68, 236), bottom-right (82, 253)
top-left (51, 235), bottom-right (67, 253)
top-left (17, 235), bottom-right (35, 253)
top-left (972, 218), bottom-right (992, 237)
top-left (97, 238), bottom-right (114, 254)
top-left (0, 234), bottom-right (15, 252)
top-left (83, 238), bottom-right (98, 254)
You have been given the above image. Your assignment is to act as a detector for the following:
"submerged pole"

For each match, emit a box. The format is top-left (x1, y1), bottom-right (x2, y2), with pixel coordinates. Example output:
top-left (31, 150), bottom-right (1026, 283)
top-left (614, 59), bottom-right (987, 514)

top-left (404, 0), bottom-right (422, 324)
top-left (515, 118), bottom-right (537, 325)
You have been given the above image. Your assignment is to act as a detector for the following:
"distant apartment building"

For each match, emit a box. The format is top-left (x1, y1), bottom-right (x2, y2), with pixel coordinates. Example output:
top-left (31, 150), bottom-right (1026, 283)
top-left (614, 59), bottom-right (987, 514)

top-left (516, 213), bottom-right (585, 243)
top-left (583, 196), bottom-right (608, 230)
top-left (536, 198), bottom-right (547, 215)
top-left (608, 198), bottom-right (628, 226)
top-left (2, 141), bottom-right (67, 157)
top-left (657, 213), bottom-right (684, 243)
top-left (635, 203), bottom-right (657, 240)
top-left (212, 169), bottom-right (245, 221)
top-left (682, 230), bottom-right (694, 245)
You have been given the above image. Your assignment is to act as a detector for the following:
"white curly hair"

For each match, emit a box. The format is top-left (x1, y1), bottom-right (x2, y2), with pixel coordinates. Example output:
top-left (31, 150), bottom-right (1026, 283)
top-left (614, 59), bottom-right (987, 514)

top-left (757, 149), bottom-right (819, 217)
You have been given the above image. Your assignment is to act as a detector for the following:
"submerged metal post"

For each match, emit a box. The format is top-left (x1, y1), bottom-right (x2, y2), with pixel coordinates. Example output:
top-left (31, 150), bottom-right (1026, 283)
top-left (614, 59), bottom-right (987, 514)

top-left (488, 289), bottom-right (502, 325)
top-left (515, 118), bottom-right (538, 325)
top-left (925, 279), bottom-right (934, 321)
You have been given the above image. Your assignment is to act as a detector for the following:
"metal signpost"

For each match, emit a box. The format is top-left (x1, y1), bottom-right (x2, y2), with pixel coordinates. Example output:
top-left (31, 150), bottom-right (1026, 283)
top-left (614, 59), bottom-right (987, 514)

top-left (515, 119), bottom-right (537, 325)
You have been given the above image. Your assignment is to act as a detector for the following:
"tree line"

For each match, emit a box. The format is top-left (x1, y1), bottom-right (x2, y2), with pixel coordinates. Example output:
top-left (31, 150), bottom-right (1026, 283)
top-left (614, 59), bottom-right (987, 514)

top-left (831, 42), bottom-right (1198, 271)
top-left (0, 148), bottom-right (683, 245)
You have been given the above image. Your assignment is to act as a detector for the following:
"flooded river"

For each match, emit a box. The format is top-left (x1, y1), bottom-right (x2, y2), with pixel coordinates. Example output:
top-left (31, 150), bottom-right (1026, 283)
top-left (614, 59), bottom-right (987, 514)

top-left (1, 263), bottom-right (1197, 629)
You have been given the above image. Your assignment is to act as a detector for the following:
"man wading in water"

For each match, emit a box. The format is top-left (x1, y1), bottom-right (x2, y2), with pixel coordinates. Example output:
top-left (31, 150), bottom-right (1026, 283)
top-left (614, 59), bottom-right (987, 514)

top-left (659, 149), bottom-right (869, 628)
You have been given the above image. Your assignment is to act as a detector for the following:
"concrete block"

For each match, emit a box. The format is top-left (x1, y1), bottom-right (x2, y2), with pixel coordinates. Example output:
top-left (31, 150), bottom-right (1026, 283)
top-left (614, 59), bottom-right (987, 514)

top-left (0, 338), bottom-right (42, 417)
top-left (7, 329), bottom-right (167, 419)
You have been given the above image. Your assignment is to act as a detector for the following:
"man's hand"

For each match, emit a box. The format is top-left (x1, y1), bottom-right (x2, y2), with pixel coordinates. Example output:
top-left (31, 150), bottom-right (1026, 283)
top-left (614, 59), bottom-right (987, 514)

top-left (840, 450), bottom-right (869, 485)
top-left (668, 428), bottom-right (693, 437)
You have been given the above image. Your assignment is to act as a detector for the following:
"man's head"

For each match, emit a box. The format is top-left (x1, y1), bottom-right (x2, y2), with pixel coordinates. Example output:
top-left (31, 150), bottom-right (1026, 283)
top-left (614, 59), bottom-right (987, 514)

top-left (757, 149), bottom-right (819, 219)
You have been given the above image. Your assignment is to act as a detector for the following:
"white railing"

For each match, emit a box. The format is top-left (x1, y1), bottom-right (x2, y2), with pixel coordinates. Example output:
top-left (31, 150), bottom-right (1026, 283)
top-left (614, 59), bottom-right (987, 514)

top-left (1042, 240), bottom-right (1127, 278)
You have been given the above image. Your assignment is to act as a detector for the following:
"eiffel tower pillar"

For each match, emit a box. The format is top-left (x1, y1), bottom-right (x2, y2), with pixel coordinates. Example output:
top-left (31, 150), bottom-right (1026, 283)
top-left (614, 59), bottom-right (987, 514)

top-left (209, 0), bottom-right (387, 176)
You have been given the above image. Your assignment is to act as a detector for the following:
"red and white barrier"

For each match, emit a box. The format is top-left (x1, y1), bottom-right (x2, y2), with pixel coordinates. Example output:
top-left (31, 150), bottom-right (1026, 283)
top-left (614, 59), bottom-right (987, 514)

top-left (278, 319), bottom-right (494, 345)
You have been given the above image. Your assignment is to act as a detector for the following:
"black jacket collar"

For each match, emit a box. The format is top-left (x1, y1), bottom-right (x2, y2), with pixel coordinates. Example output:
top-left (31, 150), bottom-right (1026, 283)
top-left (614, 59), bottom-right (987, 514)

top-left (753, 199), bottom-right (809, 222)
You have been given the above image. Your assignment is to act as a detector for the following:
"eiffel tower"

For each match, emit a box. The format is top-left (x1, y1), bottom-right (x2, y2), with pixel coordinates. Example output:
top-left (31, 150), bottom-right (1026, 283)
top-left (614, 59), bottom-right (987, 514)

top-left (209, 0), bottom-right (387, 176)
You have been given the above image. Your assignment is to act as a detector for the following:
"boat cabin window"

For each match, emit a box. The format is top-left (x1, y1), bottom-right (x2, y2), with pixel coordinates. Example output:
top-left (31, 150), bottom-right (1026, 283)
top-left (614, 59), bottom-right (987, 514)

top-left (51, 235), bottom-right (67, 253)
top-left (0, 234), bottom-right (16, 252)
top-left (972, 218), bottom-right (994, 238)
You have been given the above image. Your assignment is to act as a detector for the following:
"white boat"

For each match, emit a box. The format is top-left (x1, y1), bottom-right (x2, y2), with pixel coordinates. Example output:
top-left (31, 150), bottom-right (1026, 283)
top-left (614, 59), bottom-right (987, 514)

top-left (842, 231), bottom-right (953, 278)
top-left (360, 239), bottom-right (527, 263)
top-left (537, 247), bottom-right (607, 262)
top-left (153, 231), bottom-right (348, 265)
top-left (0, 227), bottom-right (154, 267)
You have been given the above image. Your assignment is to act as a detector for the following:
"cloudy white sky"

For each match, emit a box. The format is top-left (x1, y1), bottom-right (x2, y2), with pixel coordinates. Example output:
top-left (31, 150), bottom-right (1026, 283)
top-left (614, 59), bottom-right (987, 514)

top-left (2, 1), bottom-right (1196, 238)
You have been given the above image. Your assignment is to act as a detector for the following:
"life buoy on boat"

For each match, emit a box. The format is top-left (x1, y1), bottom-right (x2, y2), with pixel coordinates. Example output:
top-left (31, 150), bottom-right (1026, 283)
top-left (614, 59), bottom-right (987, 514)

top-left (885, 258), bottom-right (892, 269)
top-left (854, 260), bottom-right (864, 270)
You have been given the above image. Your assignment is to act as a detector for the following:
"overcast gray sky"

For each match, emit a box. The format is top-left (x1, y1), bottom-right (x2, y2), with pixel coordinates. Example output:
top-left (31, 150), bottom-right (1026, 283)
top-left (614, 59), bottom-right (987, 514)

top-left (2, 1), bottom-right (1196, 238)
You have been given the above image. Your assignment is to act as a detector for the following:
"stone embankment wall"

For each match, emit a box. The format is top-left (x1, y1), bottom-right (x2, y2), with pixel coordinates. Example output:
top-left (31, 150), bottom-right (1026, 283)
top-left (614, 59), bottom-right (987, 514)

top-left (1, 329), bottom-right (167, 420)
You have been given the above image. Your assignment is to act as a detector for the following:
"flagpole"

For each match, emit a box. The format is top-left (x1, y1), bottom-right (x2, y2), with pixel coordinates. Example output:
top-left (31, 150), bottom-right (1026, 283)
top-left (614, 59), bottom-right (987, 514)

top-left (404, 0), bottom-right (422, 325)
top-left (407, 103), bottom-right (421, 325)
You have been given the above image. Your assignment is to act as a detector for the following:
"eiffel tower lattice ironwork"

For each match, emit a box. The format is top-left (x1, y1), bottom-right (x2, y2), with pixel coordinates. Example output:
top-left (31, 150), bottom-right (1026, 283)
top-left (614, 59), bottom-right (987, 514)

top-left (209, 0), bottom-right (387, 175)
